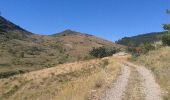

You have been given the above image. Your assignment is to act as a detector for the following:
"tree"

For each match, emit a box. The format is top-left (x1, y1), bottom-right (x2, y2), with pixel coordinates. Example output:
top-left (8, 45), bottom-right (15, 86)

top-left (162, 34), bottom-right (170, 46)
top-left (166, 9), bottom-right (170, 14)
top-left (163, 9), bottom-right (170, 32)
top-left (162, 9), bottom-right (170, 46)
top-left (163, 24), bottom-right (170, 32)
top-left (139, 43), bottom-right (155, 54)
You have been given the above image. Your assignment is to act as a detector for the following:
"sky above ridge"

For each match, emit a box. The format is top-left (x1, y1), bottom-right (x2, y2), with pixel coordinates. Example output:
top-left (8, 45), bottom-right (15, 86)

top-left (0, 0), bottom-right (170, 41)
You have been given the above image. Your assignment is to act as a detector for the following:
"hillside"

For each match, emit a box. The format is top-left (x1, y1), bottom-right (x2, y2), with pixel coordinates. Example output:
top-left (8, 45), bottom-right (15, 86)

top-left (116, 32), bottom-right (166, 47)
top-left (0, 16), bottom-right (32, 41)
top-left (0, 49), bottom-right (165, 100)
top-left (0, 16), bottom-right (124, 78)
top-left (0, 56), bottom-right (120, 100)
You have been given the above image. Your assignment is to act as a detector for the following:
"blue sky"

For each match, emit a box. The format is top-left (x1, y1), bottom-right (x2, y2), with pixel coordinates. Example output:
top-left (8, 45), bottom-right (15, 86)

top-left (0, 0), bottom-right (169, 41)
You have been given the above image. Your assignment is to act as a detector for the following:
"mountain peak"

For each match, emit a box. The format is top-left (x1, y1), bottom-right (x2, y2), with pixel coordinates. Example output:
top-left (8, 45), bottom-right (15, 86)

top-left (62, 29), bottom-right (76, 33)
top-left (52, 29), bottom-right (82, 36)
top-left (0, 16), bottom-right (33, 41)
top-left (0, 16), bottom-right (32, 35)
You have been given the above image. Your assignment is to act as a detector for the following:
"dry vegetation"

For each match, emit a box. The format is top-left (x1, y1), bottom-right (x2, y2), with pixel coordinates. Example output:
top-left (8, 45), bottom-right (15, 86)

top-left (0, 16), bottom-right (124, 100)
top-left (0, 16), bottom-right (125, 79)
top-left (134, 47), bottom-right (170, 99)
top-left (0, 30), bottom-right (124, 78)
top-left (0, 56), bottom-right (120, 100)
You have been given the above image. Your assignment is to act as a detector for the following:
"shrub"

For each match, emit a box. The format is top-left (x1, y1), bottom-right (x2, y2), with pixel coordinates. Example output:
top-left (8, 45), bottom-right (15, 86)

top-left (163, 24), bottom-right (170, 31)
top-left (127, 43), bottom-right (155, 56)
top-left (162, 34), bottom-right (170, 46)
top-left (139, 43), bottom-right (155, 54)
top-left (90, 47), bottom-right (106, 58)
top-left (90, 47), bottom-right (117, 58)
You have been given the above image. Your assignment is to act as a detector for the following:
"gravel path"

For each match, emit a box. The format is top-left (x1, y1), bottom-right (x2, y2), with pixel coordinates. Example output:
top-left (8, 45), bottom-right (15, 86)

top-left (136, 65), bottom-right (163, 100)
top-left (124, 61), bottom-right (163, 100)
top-left (101, 64), bottom-right (131, 100)
top-left (101, 61), bottom-right (163, 100)
top-left (122, 67), bottom-right (145, 100)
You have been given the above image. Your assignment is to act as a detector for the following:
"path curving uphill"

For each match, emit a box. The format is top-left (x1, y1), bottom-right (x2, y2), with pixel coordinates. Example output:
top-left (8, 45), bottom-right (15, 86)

top-left (124, 61), bottom-right (163, 100)
top-left (101, 61), bottom-right (163, 100)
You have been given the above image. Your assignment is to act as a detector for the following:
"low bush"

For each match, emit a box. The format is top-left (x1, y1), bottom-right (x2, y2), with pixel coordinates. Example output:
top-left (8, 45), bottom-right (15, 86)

top-left (90, 47), bottom-right (117, 58)
top-left (139, 43), bottom-right (155, 54)
top-left (162, 33), bottom-right (170, 46)
top-left (127, 43), bottom-right (155, 56)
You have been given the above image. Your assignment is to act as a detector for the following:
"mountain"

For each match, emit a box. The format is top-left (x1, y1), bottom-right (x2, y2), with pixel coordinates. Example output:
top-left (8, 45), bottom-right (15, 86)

top-left (0, 16), bottom-right (32, 41)
top-left (116, 32), bottom-right (166, 47)
top-left (52, 29), bottom-right (83, 36)
top-left (0, 16), bottom-right (125, 78)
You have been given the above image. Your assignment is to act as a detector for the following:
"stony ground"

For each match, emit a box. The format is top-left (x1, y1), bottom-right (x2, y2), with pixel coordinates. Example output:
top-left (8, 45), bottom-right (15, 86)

top-left (101, 61), bottom-right (163, 100)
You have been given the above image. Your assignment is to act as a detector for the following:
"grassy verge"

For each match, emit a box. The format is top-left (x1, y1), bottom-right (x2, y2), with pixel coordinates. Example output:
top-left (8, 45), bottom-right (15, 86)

top-left (55, 58), bottom-right (119, 100)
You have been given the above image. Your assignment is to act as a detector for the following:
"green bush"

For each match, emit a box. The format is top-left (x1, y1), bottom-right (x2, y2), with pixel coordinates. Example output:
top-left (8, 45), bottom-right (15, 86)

top-left (90, 47), bottom-right (117, 58)
top-left (139, 43), bottom-right (155, 54)
top-left (162, 34), bottom-right (170, 46)
top-left (127, 43), bottom-right (155, 56)
top-left (163, 24), bottom-right (170, 31)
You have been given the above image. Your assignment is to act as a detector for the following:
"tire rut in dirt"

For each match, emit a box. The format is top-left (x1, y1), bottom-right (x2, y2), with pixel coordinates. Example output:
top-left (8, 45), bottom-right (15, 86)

top-left (122, 67), bottom-right (145, 100)
top-left (100, 64), bottom-right (131, 100)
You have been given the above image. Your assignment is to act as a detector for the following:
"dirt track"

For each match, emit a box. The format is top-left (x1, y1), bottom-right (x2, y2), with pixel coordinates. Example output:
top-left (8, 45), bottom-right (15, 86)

top-left (101, 61), bottom-right (163, 100)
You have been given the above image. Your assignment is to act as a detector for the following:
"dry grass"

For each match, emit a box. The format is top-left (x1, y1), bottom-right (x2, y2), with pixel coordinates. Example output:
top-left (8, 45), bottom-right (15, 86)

top-left (134, 46), bottom-right (170, 99)
top-left (0, 30), bottom-right (125, 77)
top-left (55, 72), bottom-right (103, 100)
top-left (0, 57), bottom-right (119, 100)
top-left (55, 57), bottom-right (119, 100)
